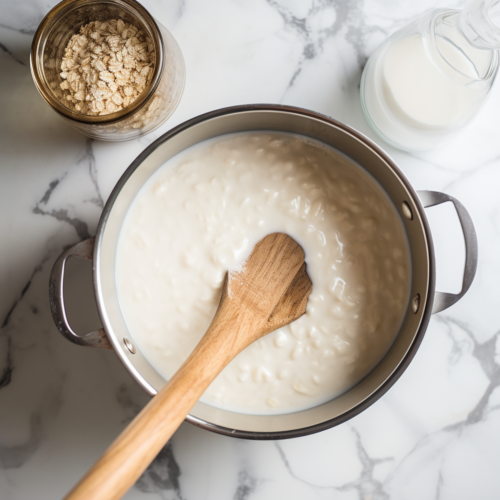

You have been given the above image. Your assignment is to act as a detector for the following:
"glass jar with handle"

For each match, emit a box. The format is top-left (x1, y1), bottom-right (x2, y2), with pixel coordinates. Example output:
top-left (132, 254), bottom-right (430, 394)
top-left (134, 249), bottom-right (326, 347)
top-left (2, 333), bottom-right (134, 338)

top-left (360, 0), bottom-right (500, 151)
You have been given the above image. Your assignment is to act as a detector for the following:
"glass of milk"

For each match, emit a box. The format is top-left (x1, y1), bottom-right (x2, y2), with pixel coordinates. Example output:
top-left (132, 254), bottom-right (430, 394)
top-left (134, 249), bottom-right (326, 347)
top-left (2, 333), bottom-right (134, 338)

top-left (360, 0), bottom-right (500, 151)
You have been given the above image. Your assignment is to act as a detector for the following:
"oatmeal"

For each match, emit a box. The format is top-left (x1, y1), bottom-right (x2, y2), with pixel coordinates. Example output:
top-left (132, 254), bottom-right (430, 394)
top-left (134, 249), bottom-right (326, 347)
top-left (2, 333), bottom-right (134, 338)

top-left (59, 19), bottom-right (155, 115)
top-left (116, 132), bottom-right (411, 415)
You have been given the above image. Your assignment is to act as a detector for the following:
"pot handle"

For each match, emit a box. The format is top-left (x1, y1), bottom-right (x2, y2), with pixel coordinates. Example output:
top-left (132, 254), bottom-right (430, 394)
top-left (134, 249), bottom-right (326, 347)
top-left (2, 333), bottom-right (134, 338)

top-left (49, 238), bottom-right (113, 350)
top-left (417, 190), bottom-right (478, 314)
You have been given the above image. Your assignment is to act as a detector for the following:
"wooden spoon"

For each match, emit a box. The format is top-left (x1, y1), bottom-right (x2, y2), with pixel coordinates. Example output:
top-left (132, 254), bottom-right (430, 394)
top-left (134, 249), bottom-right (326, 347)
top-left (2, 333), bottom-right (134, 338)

top-left (65, 233), bottom-right (312, 500)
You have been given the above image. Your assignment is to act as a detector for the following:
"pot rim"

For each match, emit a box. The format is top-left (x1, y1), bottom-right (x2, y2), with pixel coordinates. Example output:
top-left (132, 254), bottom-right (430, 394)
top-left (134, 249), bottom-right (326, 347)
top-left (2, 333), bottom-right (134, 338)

top-left (94, 104), bottom-right (436, 440)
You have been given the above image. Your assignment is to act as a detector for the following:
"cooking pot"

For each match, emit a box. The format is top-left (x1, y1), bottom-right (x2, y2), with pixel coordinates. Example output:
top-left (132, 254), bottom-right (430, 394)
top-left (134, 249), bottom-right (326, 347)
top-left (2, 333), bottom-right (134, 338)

top-left (49, 105), bottom-right (477, 439)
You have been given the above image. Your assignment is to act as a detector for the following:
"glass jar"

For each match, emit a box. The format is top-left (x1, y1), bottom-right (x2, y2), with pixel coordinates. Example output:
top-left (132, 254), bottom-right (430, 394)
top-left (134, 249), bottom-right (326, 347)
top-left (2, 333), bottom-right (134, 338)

top-left (30, 0), bottom-right (185, 141)
top-left (360, 0), bottom-right (500, 152)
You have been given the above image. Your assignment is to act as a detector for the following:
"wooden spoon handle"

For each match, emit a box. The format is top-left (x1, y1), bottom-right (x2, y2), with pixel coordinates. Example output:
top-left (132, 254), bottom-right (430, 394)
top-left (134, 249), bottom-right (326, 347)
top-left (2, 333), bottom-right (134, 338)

top-left (64, 233), bottom-right (311, 500)
top-left (64, 318), bottom-right (239, 500)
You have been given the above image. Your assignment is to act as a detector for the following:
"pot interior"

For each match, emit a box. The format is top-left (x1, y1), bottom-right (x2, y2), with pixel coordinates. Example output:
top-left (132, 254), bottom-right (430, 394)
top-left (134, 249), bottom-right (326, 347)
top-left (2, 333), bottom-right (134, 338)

top-left (95, 107), bottom-right (432, 438)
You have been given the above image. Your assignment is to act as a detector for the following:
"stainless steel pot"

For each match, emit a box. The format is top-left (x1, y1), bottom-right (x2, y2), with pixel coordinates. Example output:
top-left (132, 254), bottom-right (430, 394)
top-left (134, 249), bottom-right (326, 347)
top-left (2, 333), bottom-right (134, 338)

top-left (49, 105), bottom-right (478, 439)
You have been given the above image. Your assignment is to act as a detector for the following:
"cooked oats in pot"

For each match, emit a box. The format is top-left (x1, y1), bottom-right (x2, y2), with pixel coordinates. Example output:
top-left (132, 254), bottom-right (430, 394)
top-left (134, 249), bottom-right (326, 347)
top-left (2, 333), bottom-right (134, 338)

top-left (116, 132), bottom-right (411, 415)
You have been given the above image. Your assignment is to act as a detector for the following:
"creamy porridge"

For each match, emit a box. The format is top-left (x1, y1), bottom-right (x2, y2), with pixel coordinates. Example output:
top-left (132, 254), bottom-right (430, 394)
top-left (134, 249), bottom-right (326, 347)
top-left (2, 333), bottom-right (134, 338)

top-left (116, 132), bottom-right (410, 414)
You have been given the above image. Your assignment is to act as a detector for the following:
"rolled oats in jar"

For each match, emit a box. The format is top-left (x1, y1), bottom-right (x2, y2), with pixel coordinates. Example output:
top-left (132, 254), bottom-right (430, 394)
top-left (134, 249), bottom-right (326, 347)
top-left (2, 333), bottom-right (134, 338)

top-left (31, 0), bottom-right (185, 141)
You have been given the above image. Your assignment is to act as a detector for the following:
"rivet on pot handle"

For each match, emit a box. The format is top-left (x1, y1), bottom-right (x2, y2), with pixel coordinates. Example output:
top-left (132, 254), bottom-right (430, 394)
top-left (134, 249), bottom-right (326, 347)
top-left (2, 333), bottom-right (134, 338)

top-left (49, 238), bottom-right (113, 350)
top-left (417, 190), bottom-right (478, 314)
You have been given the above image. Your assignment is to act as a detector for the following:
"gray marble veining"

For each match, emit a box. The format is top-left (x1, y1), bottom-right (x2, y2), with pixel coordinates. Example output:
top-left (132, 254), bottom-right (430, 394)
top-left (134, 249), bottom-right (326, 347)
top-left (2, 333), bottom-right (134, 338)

top-left (1, 0), bottom-right (500, 499)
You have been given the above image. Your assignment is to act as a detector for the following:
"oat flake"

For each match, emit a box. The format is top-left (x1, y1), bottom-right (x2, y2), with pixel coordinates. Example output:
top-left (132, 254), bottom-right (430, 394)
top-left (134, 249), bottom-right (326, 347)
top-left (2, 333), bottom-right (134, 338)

top-left (59, 19), bottom-right (155, 116)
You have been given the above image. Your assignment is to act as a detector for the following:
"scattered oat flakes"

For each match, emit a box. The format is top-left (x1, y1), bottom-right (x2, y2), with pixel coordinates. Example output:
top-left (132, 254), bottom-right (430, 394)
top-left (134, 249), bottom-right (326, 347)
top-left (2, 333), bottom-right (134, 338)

top-left (59, 19), bottom-right (155, 116)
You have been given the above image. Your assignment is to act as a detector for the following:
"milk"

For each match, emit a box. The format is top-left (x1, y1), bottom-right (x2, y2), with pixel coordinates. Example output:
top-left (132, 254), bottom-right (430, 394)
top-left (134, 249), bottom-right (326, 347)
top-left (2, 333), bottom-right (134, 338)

top-left (361, 8), bottom-right (497, 151)
top-left (383, 35), bottom-right (478, 127)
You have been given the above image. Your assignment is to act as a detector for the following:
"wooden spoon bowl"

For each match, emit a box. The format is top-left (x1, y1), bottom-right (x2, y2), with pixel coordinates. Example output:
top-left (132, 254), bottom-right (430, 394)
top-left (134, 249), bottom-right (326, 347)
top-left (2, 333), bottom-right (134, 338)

top-left (65, 233), bottom-right (312, 500)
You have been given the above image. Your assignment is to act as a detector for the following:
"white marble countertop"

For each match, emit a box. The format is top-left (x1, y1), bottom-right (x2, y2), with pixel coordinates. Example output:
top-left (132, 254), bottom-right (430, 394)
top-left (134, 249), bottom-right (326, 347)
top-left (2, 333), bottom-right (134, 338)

top-left (2, 0), bottom-right (500, 498)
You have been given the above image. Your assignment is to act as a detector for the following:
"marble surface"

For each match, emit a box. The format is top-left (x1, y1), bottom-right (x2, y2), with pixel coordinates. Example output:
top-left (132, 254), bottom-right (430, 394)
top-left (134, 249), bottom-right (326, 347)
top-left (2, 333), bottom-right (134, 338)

top-left (1, 0), bottom-right (500, 498)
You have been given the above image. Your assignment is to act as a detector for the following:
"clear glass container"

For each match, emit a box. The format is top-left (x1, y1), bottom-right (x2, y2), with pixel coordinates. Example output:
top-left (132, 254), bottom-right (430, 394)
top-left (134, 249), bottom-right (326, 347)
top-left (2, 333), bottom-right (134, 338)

top-left (30, 0), bottom-right (185, 141)
top-left (360, 0), bottom-right (500, 152)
